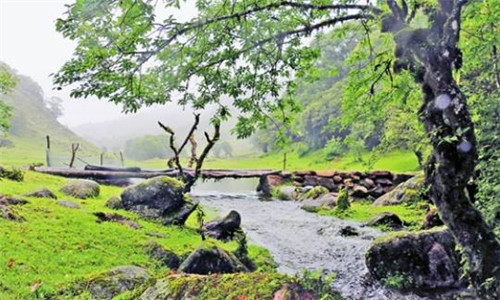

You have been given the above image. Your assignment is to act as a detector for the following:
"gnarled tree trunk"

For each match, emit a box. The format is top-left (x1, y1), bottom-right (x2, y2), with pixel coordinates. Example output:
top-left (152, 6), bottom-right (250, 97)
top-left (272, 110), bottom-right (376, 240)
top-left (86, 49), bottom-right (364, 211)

top-left (384, 0), bottom-right (500, 297)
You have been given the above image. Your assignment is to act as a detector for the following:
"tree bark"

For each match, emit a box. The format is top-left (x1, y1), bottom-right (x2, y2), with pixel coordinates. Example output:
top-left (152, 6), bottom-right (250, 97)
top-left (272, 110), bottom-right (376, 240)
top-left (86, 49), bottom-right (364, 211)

top-left (383, 0), bottom-right (500, 296)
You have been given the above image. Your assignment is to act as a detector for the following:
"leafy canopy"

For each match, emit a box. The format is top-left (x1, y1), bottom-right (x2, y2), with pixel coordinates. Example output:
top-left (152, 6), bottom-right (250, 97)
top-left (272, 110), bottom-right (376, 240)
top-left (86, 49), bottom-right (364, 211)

top-left (54, 0), bottom-right (376, 139)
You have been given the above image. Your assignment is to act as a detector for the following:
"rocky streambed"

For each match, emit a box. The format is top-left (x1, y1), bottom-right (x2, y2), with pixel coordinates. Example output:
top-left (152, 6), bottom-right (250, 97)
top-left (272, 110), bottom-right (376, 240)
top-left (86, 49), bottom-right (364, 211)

top-left (192, 180), bottom-right (428, 300)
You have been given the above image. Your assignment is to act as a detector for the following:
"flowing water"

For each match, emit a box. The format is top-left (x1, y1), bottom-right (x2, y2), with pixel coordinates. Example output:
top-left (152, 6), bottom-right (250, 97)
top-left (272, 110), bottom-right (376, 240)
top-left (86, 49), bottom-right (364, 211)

top-left (192, 179), bottom-right (428, 300)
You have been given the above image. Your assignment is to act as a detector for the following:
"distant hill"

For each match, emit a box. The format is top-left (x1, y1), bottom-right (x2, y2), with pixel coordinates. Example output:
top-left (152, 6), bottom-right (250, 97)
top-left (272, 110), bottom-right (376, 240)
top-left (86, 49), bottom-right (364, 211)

top-left (71, 105), bottom-right (258, 156)
top-left (0, 63), bottom-right (98, 165)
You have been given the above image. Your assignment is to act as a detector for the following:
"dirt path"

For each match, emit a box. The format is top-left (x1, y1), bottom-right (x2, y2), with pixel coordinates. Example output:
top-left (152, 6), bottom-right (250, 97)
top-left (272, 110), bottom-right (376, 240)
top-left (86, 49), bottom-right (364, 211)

top-left (193, 189), bottom-right (426, 300)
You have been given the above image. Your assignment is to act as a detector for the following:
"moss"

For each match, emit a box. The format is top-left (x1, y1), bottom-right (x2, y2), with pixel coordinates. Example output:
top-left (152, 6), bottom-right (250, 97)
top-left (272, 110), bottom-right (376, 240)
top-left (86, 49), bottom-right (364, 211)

top-left (305, 186), bottom-right (329, 199)
top-left (162, 273), bottom-right (291, 299)
top-left (336, 188), bottom-right (350, 210)
top-left (271, 186), bottom-right (294, 201)
top-left (381, 272), bottom-right (414, 290)
top-left (157, 176), bottom-right (185, 189)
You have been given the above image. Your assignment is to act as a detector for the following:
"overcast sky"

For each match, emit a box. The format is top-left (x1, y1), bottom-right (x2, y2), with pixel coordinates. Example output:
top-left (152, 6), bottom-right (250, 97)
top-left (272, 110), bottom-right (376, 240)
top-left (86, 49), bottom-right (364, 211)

top-left (0, 0), bottom-right (198, 127)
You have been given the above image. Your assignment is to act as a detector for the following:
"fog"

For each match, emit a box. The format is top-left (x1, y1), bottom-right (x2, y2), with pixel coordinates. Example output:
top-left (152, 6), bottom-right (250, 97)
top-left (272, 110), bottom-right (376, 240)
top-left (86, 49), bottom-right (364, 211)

top-left (0, 0), bottom-right (199, 127)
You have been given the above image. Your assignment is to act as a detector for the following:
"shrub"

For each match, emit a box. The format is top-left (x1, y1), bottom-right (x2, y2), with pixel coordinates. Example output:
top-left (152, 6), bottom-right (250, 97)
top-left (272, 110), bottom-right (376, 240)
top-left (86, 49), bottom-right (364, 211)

top-left (0, 166), bottom-right (24, 181)
top-left (336, 188), bottom-right (350, 211)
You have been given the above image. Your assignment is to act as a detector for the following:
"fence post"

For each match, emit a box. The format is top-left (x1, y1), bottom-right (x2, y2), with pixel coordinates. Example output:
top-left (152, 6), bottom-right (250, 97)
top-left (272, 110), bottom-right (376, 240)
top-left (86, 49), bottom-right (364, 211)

top-left (46, 135), bottom-right (52, 167)
top-left (120, 151), bottom-right (124, 167)
top-left (100, 152), bottom-right (104, 166)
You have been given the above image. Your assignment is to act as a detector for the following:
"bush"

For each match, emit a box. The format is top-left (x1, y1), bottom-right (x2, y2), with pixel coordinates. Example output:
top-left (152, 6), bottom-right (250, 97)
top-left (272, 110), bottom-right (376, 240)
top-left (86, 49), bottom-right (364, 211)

top-left (0, 166), bottom-right (24, 181)
top-left (336, 188), bottom-right (350, 211)
top-left (323, 137), bottom-right (346, 160)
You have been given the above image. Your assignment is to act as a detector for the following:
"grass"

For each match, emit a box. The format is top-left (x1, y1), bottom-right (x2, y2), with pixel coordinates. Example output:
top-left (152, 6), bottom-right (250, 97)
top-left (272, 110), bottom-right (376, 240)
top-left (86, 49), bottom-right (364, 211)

top-left (124, 149), bottom-right (419, 172)
top-left (317, 201), bottom-right (429, 230)
top-left (0, 171), bottom-right (276, 299)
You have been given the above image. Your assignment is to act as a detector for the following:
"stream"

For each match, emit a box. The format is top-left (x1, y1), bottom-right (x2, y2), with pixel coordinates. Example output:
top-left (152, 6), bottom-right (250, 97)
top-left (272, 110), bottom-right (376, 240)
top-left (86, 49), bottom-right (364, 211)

top-left (192, 179), bottom-right (428, 300)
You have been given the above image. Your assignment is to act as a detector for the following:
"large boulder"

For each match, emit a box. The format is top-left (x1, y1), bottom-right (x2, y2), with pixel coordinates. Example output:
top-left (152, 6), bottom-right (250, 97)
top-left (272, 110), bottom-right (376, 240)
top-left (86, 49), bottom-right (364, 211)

top-left (366, 228), bottom-right (462, 291)
top-left (372, 175), bottom-right (424, 206)
top-left (203, 210), bottom-right (242, 241)
top-left (120, 176), bottom-right (196, 225)
top-left (60, 179), bottom-right (100, 199)
top-left (86, 266), bottom-right (151, 300)
top-left (178, 243), bottom-right (248, 275)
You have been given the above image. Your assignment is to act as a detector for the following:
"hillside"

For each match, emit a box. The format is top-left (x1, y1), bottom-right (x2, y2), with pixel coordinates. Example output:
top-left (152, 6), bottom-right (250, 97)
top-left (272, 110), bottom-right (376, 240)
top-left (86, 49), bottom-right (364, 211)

top-left (0, 64), bottom-right (98, 166)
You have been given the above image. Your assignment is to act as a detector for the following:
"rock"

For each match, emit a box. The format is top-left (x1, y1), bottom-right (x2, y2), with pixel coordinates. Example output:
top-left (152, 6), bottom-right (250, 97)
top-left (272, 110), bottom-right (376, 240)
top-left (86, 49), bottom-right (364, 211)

top-left (300, 193), bottom-right (336, 213)
top-left (94, 212), bottom-right (141, 229)
top-left (144, 242), bottom-right (180, 269)
top-left (121, 176), bottom-right (196, 225)
top-left (257, 175), bottom-right (272, 196)
top-left (203, 210), bottom-right (241, 241)
top-left (303, 175), bottom-right (319, 186)
top-left (373, 175), bottom-right (425, 206)
top-left (178, 243), bottom-right (248, 275)
top-left (60, 179), bottom-right (100, 199)
top-left (339, 226), bottom-right (359, 237)
top-left (266, 174), bottom-right (285, 187)
top-left (295, 171), bottom-right (314, 176)
top-left (87, 266), bottom-right (151, 300)
top-left (318, 177), bottom-right (337, 192)
top-left (57, 200), bottom-right (81, 209)
top-left (369, 186), bottom-right (385, 198)
top-left (366, 212), bottom-right (404, 230)
top-left (351, 185), bottom-right (369, 198)
top-left (343, 178), bottom-right (354, 188)
top-left (369, 171), bottom-right (393, 179)
top-left (366, 228), bottom-right (462, 291)
top-left (316, 171), bottom-right (335, 177)
top-left (25, 188), bottom-right (57, 199)
top-left (333, 175), bottom-right (343, 184)
top-left (422, 208), bottom-right (444, 229)
top-left (105, 196), bottom-right (123, 210)
top-left (272, 283), bottom-right (315, 300)
top-left (0, 205), bottom-right (25, 222)
top-left (361, 178), bottom-right (375, 189)
top-left (0, 195), bottom-right (28, 205)
top-left (273, 186), bottom-right (298, 201)
top-left (375, 178), bottom-right (393, 186)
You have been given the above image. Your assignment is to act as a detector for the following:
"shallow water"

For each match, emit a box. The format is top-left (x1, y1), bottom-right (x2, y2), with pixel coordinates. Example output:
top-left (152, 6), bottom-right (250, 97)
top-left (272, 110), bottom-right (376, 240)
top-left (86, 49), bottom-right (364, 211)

top-left (192, 179), bottom-right (428, 300)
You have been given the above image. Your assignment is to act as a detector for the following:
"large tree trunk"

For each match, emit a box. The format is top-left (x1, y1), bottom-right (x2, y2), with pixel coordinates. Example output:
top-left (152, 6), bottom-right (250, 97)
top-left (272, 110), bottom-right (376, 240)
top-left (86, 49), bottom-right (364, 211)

top-left (384, 0), bottom-right (500, 297)
top-left (421, 75), bottom-right (500, 297)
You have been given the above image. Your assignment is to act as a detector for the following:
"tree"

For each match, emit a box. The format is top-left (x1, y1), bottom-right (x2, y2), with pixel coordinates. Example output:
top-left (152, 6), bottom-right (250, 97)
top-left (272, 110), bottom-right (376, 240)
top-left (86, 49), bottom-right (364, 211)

top-left (55, 0), bottom-right (499, 296)
top-left (45, 96), bottom-right (64, 118)
top-left (0, 66), bottom-right (16, 133)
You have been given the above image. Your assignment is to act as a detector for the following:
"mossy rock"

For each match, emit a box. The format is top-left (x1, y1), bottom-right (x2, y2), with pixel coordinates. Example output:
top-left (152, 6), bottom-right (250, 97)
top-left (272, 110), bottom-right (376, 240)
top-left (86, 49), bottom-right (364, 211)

top-left (105, 196), bottom-right (123, 210)
top-left (373, 174), bottom-right (425, 206)
top-left (366, 227), bottom-right (462, 291)
top-left (178, 242), bottom-right (248, 275)
top-left (25, 187), bottom-right (57, 199)
top-left (121, 176), bottom-right (195, 225)
top-left (69, 266), bottom-right (152, 300)
top-left (60, 179), bottom-right (100, 199)
top-left (305, 186), bottom-right (329, 199)
top-left (139, 273), bottom-right (291, 300)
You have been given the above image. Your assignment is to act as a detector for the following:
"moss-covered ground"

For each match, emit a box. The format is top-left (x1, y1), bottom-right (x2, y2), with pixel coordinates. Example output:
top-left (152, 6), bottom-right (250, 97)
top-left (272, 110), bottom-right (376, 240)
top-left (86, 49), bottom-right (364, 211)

top-left (0, 171), bottom-right (277, 299)
top-left (317, 201), bottom-right (429, 231)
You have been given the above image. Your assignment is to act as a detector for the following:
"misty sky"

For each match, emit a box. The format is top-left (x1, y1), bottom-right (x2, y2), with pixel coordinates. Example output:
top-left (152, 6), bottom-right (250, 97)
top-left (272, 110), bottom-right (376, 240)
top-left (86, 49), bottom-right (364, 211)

top-left (0, 0), bottom-right (198, 127)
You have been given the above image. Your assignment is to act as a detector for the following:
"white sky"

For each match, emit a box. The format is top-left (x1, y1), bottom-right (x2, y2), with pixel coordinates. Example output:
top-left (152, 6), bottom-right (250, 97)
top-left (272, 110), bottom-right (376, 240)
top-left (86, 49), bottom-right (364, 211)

top-left (0, 0), bottom-right (198, 127)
